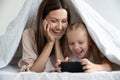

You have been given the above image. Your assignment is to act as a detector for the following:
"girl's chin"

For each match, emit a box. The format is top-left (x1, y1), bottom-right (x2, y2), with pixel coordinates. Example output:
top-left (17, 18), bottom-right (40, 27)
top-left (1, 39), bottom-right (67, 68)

top-left (76, 54), bottom-right (85, 59)
top-left (77, 56), bottom-right (83, 59)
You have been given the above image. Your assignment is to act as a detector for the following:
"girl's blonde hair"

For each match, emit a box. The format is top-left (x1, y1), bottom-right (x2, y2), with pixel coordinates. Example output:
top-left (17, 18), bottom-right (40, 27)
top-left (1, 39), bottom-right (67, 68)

top-left (64, 22), bottom-right (102, 64)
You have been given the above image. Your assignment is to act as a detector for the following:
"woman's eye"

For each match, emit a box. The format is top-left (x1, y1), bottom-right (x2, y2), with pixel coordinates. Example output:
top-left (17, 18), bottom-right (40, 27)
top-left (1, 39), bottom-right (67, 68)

top-left (62, 20), bottom-right (67, 23)
top-left (51, 20), bottom-right (57, 23)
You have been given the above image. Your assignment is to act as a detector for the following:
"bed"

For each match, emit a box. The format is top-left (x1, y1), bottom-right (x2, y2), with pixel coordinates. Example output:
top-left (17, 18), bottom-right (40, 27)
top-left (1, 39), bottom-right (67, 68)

top-left (0, 65), bottom-right (120, 80)
top-left (0, 0), bottom-right (120, 80)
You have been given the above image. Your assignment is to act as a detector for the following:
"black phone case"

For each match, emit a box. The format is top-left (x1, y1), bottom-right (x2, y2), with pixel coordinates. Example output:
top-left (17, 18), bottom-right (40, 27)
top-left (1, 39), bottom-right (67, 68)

top-left (59, 62), bottom-right (84, 72)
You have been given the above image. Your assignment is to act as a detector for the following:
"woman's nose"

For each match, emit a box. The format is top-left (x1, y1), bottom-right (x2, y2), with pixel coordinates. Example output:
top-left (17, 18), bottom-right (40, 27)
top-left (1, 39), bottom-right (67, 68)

top-left (56, 22), bottom-right (62, 30)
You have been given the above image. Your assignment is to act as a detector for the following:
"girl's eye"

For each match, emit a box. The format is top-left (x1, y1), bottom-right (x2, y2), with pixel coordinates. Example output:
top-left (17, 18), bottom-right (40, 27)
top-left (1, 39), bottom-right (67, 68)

top-left (69, 42), bottom-right (74, 45)
top-left (78, 42), bottom-right (83, 44)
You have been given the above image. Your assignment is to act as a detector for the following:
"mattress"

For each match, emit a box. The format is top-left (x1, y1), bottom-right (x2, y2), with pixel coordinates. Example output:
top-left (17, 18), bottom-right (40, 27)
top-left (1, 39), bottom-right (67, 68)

top-left (0, 65), bottom-right (120, 80)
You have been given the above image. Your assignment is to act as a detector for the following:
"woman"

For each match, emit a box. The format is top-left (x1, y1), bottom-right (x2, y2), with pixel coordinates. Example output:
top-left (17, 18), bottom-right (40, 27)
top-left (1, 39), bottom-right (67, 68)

top-left (18, 0), bottom-right (71, 72)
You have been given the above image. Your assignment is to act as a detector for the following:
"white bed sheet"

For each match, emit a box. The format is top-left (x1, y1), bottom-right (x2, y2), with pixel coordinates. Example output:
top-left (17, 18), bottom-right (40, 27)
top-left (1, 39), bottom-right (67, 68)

top-left (0, 65), bottom-right (120, 80)
top-left (0, 0), bottom-right (120, 80)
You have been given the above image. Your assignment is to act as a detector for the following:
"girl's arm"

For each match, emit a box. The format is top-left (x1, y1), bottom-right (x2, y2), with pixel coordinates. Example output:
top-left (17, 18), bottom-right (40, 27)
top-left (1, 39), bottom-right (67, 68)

top-left (100, 57), bottom-right (112, 71)
top-left (54, 40), bottom-right (65, 72)
top-left (80, 57), bottom-right (112, 72)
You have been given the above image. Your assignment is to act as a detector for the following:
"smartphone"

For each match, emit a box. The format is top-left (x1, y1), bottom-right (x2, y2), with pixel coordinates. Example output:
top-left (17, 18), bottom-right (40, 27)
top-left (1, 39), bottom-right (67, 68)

top-left (59, 62), bottom-right (84, 73)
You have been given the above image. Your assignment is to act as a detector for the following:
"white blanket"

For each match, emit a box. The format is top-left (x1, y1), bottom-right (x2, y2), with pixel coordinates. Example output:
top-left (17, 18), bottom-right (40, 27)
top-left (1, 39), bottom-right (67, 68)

top-left (0, 0), bottom-right (120, 80)
top-left (0, 0), bottom-right (32, 68)
top-left (0, 0), bottom-right (25, 36)
top-left (0, 0), bottom-right (120, 69)
top-left (71, 0), bottom-right (120, 65)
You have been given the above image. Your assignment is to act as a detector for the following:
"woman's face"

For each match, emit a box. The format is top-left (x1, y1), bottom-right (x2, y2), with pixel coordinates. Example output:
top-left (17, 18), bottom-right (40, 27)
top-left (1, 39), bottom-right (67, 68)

top-left (45, 9), bottom-right (68, 39)
top-left (66, 28), bottom-right (90, 59)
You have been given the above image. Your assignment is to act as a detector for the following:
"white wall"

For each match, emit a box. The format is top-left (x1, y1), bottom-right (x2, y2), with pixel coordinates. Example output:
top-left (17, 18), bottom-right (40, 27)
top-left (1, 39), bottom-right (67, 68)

top-left (0, 0), bottom-right (25, 36)
top-left (86, 0), bottom-right (120, 30)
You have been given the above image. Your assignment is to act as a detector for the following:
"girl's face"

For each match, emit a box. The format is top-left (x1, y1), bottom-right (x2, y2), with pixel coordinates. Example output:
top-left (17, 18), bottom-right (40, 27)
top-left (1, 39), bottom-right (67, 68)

top-left (45, 9), bottom-right (68, 39)
top-left (66, 28), bottom-right (90, 59)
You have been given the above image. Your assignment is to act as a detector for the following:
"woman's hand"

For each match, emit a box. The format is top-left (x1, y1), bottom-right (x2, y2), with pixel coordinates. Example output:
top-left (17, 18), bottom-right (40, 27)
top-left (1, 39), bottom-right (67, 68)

top-left (43, 20), bottom-right (55, 43)
top-left (80, 58), bottom-right (111, 72)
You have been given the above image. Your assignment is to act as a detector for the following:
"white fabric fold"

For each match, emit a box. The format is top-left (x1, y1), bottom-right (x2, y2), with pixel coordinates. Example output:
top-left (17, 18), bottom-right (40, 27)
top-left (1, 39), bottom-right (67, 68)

top-left (0, 0), bottom-right (25, 36)
top-left (0, 0), bottom-right (32, 68)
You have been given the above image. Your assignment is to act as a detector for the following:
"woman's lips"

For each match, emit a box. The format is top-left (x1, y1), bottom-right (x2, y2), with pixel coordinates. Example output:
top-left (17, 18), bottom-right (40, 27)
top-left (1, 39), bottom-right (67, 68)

top-left (52, 30), bottom-right (62, 36)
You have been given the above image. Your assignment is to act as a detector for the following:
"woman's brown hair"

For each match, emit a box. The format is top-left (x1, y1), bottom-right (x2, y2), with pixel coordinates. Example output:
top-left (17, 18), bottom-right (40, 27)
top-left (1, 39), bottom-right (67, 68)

top-left (35, 0), bottom-right (71, 55)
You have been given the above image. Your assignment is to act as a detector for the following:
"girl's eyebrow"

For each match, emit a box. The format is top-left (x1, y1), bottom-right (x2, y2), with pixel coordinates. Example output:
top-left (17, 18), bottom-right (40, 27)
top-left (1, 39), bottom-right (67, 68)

top-left (68, 40), bottom-right (73, 43)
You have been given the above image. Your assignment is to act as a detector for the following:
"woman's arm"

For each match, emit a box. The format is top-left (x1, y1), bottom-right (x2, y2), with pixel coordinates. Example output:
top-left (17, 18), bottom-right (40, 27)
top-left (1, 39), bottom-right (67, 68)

top-left (55, 40), bottom-right (64, 61)
top-left (30, 20), bottom-right (56, 72)
top-left (30, 42), bottom-right (54, 72)
top-left (19, 28), bottom-right (54, 72)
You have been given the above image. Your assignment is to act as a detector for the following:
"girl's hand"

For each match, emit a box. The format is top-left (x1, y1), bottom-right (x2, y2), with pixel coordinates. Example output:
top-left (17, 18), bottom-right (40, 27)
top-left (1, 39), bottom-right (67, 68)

top-left (43, 20), bottom-right (55, 43)
top-left (55, 59), bottom-right (61, 72)
top-left (55, 57), bottom-right (70, 72)
top-left (80, 58), bottom-right (106, 72)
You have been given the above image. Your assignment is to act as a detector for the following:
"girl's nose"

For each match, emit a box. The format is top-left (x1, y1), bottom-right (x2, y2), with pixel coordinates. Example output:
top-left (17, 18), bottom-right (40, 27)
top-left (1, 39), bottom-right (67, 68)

top-left (74, 43), bottom-right (79, 50)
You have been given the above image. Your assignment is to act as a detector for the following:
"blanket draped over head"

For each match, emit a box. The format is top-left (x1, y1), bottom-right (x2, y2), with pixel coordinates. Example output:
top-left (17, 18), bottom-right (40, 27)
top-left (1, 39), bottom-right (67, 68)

top-left (0, 0), bottom-right (120, 68)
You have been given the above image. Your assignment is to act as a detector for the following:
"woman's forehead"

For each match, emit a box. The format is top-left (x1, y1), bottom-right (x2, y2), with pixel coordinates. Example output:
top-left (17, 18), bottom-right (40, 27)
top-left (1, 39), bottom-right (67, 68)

top-left (47, 9), bottom-right (68, 19)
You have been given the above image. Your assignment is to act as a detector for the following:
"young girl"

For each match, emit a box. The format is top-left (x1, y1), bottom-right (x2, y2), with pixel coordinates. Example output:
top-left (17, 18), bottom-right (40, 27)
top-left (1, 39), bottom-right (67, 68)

top-left (56, 22), bottom-right (112, 72)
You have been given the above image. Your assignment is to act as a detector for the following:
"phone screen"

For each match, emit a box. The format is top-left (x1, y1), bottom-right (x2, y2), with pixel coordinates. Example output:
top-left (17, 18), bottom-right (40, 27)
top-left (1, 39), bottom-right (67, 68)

top-left (59, 62), bottom-right (84, 72)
